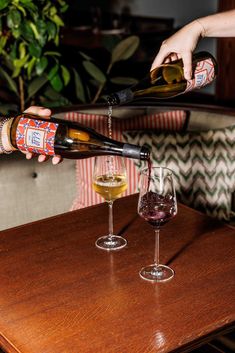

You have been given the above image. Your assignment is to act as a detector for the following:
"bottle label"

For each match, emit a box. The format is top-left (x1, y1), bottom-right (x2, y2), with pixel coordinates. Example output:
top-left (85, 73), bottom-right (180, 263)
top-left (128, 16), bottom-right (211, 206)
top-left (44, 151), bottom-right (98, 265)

top-left (185, 58), bottom-right (215, 92)
top-left (16, 117), bottom-right (58, 155)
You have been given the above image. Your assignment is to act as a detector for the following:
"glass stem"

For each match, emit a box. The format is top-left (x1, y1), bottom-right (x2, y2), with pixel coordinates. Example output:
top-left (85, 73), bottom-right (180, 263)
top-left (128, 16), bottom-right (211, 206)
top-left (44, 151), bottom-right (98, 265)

top-left (108, 201), bottom-right (114, 238)
top-left (154, 228), bottom-right (160, 268)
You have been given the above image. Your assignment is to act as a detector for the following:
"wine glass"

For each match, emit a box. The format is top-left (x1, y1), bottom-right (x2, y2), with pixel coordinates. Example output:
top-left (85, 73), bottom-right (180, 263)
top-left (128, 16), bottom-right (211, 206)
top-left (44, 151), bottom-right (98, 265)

top-left (92, 155), bottom-right (128, 250)
top-left (138, 166), bottom-right (177, 282)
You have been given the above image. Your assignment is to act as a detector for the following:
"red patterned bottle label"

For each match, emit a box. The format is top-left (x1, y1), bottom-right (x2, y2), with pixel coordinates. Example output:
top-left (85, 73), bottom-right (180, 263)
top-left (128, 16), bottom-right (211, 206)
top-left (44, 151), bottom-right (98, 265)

top-left (185, 58), bottom-right (215, 92)
top-left (16, 117), bottom-right (58, 155)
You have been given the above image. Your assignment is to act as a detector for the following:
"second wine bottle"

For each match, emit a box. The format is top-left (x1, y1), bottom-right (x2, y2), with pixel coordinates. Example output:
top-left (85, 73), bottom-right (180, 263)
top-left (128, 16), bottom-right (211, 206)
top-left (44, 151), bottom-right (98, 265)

top-left (0, 114), bottom-right (150, 161)
top-left (104, 51), bottom-right (218, 105)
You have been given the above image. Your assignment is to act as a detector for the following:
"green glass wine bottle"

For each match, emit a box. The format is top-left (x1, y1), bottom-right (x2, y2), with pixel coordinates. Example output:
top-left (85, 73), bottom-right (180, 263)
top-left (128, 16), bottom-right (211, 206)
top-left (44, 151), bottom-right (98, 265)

top-left (0, 114), bottom-right (150, 160)
top-left (104, 51), bottom-right (218, 105)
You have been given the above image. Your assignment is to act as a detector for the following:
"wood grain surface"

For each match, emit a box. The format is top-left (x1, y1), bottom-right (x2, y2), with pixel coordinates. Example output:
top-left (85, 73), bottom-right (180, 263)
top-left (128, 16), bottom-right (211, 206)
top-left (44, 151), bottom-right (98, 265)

top-left (0, 194), bottom-right (234, 353)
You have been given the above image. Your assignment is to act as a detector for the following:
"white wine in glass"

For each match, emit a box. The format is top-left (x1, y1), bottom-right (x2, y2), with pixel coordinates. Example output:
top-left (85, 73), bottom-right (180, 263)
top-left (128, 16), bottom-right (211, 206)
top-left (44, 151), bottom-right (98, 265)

top-left (92, 155), bottom-right (128, 250)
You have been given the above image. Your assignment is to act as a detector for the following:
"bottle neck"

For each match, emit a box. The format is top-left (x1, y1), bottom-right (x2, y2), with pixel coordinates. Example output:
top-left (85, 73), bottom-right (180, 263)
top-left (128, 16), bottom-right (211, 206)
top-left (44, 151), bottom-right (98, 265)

top-left (122, 143), bottom-right (150, 160)
top-left (105, 88), bottom-right (134, 105)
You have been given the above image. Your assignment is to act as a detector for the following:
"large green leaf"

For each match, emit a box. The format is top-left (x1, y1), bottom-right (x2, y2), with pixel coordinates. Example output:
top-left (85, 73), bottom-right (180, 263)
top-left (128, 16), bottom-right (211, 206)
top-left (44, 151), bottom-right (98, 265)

top-left (7, 9), bottom-right (21, 29)
top-left (83, 61), bottom-right (106, 84)
top-left (42, 85), bottom-right (71, 107)
top-left (0, 0), bottom-right (10, 11)
top-left (36, 19), bottom-right (47, 35)
top-left (60, 4), bottom-right (69, 13)
top-left (12, 28), bottom-right (21, 39)
top-left (35, 57), bottom-right (48, 75)
top-left (43, 85), bottom-right (63, 100)
top-left (29, 22), bottom-right (40, 40)
top-left (0, 0), bottom-right (70, 110)
top-left (3, 55), bottom-right (14, 71)
top-left (9, 42), bottom-right (17, 59)
top-left (47, 21), bottom-right (57, 41)
top-left (51, 14), bottom-right (64, 27)
top-left (20, 21), bottom-right (34, 41)
top-left (12, 66), bottom-right (21, 78)
top-left (48, 64), bottom-right (59, 80)
top-left (43, 85), bottom-right (70, 105)
top-left (0, 67), bottom-right (18, 95)
top-left (27, 74), bottom-right (48, 100)
top-left (12, 54), bottom-right (29, 76)
top-left (79, 51), bottom-right (93, 61)
top-left (27, 56), bottom-right (36, 78)
top-left (49, 6), bottom-right (57, 17)
top-left (111, 36), bottom-right (140, 64)
top-left (0, 36), bottom-right (7, 54)
top-left (50, 73), bottom-right (63, 92)
top-left (61, 65), bottom-right (70, 86)
top-left (44, 51), bottom-right (61, 57)
top-left (29, 42), bottom-right (42, 58)
top-left (19, 0), bottom-right (37, 13)
top-left (36, 19), bottom-right (47, 46)
top-left (20, 0), bottom-right (35, 5)
top-left (56, 0), bottom-right (67, 7)
top-left (72, 68), bottom-right (86, 103)
top-left (19, 42), bottom-right (26, 58)
top-left (14, 4), bottom-right (26, 16)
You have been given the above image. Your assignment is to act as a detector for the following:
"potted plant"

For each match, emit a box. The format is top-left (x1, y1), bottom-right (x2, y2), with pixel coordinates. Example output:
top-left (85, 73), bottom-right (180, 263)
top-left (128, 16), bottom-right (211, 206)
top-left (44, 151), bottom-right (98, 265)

top-left (0, 0), bottom-right (140, 114)
top-left (0, 0), bottom-right (71, 113)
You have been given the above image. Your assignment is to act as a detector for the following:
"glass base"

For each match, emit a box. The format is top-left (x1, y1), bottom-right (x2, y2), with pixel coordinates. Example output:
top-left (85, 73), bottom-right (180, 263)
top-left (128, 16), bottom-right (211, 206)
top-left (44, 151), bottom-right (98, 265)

top-left (139, 264), bottom-right (174, 282)
top-left (95, 235), bottom-right (127, 251)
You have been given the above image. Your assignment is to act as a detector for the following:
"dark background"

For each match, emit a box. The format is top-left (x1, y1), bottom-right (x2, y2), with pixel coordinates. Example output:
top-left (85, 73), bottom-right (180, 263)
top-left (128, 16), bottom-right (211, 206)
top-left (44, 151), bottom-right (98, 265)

top-left (61, 0), bottom-right (235, 106)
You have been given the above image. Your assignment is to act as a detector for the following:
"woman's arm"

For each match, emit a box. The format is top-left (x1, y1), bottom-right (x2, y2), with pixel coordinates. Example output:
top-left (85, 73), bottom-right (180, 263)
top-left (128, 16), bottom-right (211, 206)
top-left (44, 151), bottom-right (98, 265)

top-left (151, 10), bottom-right (235, 79)
top-left (200, 9), bottom-right (235, 37)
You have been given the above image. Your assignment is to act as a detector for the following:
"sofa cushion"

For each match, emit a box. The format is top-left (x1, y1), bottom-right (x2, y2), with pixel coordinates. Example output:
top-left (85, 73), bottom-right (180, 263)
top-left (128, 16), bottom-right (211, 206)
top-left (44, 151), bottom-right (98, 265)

top-left (64, 110), bottom-right (187, 209)
top-left (0, 152), bottom-right (76, 230)
top-left (123, 124), bottom-right (235, 221)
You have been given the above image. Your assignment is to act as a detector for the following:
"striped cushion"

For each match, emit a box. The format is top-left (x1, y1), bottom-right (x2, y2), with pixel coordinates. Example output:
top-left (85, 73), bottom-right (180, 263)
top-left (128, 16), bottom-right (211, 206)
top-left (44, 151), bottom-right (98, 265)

top-left (64, 110), bottom-right (187, 209)
top-left (123, 125), bottom-right (235, 221)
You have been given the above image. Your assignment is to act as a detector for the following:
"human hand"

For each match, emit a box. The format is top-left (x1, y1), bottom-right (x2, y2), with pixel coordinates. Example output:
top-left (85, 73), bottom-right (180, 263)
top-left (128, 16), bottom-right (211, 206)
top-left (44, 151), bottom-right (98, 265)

top-left (23, 106), bottom-right (62, 165)
top-left (151, 20), bottom-right (204, 80)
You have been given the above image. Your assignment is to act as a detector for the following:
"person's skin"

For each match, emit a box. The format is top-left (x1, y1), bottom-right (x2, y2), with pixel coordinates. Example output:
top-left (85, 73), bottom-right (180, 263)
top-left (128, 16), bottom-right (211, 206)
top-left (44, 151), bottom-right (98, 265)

top-left (151, 9), bottom-right (235, 79)
top-left (24, 106), bottom-right (62, 165)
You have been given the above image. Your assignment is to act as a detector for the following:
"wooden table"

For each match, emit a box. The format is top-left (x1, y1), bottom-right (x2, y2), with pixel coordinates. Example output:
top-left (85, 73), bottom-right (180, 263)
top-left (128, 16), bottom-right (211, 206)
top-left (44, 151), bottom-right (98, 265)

top-left (0, 194), bottom-right (234, 353)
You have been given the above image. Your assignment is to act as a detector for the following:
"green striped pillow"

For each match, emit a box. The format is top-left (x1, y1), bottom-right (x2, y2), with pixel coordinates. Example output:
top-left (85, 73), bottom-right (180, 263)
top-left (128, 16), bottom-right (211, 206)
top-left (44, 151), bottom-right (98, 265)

top-left (123, 125), bottom-right (235, 221)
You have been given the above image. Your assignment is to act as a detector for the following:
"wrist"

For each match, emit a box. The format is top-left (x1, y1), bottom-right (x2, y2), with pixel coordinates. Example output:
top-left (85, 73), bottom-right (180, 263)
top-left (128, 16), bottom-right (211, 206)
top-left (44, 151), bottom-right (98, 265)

top-left (191, 19), bottom-right (206, 38)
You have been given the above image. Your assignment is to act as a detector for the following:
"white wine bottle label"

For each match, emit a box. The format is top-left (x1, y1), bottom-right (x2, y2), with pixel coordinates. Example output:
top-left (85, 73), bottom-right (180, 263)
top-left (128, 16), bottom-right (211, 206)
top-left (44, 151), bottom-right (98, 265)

top-left (185, 58), bottom-right (215, 92)
top-left (16, 117), bottom-right (58, 155)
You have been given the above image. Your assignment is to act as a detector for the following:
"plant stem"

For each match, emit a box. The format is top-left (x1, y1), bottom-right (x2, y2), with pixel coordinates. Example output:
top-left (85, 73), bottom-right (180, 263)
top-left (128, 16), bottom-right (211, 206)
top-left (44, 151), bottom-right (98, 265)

top-left (19, 76), bottom-right (25, 112)
top-left (92, 82), bottom-right (105, 104)
top-left (92, 62), bottom-right (113, 104)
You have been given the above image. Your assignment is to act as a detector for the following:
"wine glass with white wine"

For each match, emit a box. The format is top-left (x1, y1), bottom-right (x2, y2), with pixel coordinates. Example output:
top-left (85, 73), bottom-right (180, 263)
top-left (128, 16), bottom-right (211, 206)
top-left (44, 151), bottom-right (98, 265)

top-left (92, 155), bottom-right (128, 250)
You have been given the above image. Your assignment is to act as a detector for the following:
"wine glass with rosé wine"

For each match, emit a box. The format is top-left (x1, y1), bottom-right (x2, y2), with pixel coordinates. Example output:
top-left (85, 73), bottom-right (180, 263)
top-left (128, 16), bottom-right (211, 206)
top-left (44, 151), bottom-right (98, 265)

top-left (138, 166), bottom-right (177, 282)
top-left (92, 155), bottom-right (128, 250)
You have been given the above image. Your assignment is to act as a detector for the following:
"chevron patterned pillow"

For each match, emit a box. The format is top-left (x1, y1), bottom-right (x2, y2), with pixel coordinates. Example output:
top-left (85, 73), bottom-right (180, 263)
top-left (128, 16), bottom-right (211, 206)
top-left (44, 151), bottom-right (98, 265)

top-left (123, 125), bottom-right (235, 221)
